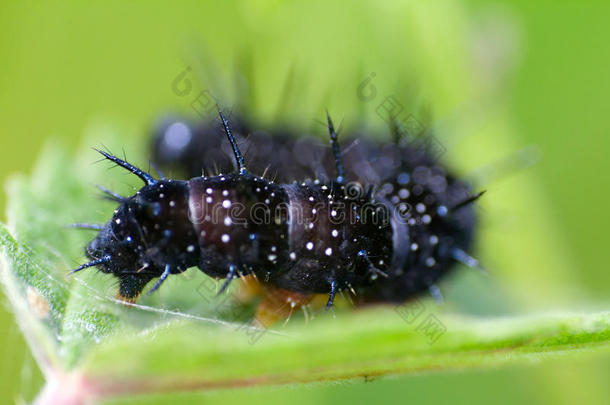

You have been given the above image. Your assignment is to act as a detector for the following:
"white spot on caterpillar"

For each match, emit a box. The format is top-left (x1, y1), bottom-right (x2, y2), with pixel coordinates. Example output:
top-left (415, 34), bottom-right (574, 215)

top-left (325, 247), bottom-right (332, 256)
top-left (306, 242), bottom-right (314, 250)
top-left (222, 200), bottom-right (231, 208)
top-left (381, 183), bottom-right (393, 194)
top-left (397, 173), bottom-right (410, 185)
top-left (221, 234), bottom-right (230, 243)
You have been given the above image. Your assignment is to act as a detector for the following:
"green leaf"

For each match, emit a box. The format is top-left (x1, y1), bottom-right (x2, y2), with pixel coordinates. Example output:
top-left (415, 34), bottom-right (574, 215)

top-left (1, 136), bottom-right (609, 403)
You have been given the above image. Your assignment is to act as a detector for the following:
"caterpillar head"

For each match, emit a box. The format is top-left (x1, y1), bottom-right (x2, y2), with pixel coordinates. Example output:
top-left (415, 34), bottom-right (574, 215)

top-left (87, 178), bottom-right (200, 269)
top-left (75, 151), bottom-right (200, 299)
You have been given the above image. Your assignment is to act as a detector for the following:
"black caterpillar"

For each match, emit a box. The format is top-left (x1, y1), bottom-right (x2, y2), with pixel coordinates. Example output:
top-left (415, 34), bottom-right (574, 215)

top-left (74, 109), bottom-right (481, 312)
top-left (152, 114), bottom-right (482, 304)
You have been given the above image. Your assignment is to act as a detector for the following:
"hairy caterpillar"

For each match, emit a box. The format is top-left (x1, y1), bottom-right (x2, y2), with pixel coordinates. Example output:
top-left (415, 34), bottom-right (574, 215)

top-left (152, 114), bottom-right (482, 305)
top-left (73, 109), bottom-right (481, 320)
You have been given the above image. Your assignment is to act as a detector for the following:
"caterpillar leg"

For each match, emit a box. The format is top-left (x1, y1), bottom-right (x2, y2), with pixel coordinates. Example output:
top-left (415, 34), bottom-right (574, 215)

top-left (116, 274), bottom-right (153, 304)
top-left (236, 277), bottom-right (315, 327)
top-left (146, 264), bottom-right (171, 295)
top-left (235, 274), bottom-right (265, 301)
top-left (254, 286), bottom-right (314, 327)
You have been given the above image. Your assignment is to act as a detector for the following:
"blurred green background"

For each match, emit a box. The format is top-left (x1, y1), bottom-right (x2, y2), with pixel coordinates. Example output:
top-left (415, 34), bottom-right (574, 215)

top-left (0, 0), bottom-right (609, 403)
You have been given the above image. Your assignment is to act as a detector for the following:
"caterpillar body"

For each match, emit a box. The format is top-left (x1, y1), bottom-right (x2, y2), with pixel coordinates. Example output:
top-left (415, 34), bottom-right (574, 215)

top-left (74, 109), bottom-right (481, 318)
top-left (152, 115), bottom-right (481, 305)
